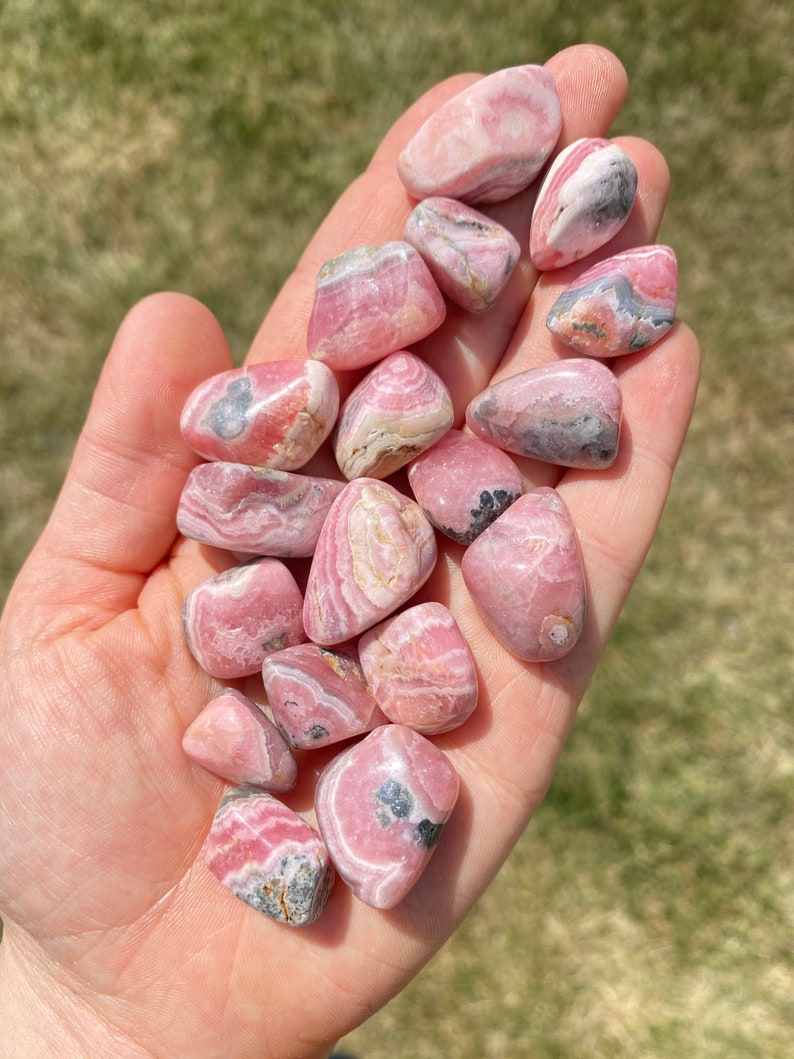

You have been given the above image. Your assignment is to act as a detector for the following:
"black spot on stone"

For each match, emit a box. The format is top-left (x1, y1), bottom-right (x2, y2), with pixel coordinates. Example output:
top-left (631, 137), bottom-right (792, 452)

top-left (205, 376), bottom-right (253, 439)
top-left (377, 779), bottom-right (414, 818)
top-left (305, 724), bottom-right (329, 741)
top-left (415, 818), bottom-right (444, 848)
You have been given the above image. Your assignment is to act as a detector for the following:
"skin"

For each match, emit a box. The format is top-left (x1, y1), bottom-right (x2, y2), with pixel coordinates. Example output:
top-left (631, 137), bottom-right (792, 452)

top-left (0, 44), bottom-right (700, 1059)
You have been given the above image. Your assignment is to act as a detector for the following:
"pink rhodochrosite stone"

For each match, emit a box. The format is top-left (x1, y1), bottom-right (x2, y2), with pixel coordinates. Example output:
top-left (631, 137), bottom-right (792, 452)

top-left (466, 358), bottom-right (622, 470)
top-left (461, 487), bottom-right (586, 662)
top-left (546, 245), bottom-right (678, 357)
top-left (182, 690), bottom-right (297, 791)
top-left (177, 462), bottom-right (345, 558)
top-left (306, 242), bottom-right (446, 371)
top-left (314, 724), bottom-right (459, 909)
top-left (262, 643), bottom-right (387, 749)
top-left (403, 197), bottom-right (521, 313)
top-left (397, 65), bottom-right (562, 204)
top-left (333, 352), bottom-right (453, 480)
top-left (358, 603), bottom-right (478, 734)
top-left (530, 138), bottom-right (638, 271)
top-left (407, 428), bottom-right (524, 544)
top-left (182, 557), bottom-right (306, 678)
top-left (180, 360), bottom-right (339, 469)
top-left (204, 787), bottom-right (334, 926)
top-left (303, 478), bottom-right (438, 645)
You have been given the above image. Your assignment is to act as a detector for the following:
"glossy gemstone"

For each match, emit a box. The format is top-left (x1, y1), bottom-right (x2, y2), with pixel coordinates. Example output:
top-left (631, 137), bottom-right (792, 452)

top-left (530, 138), bottom-right (638, 271)
top-left (546, 245), bottom-right (678, 356)
top-left (403, 197), bottom-right (521, 313)
top-left (333, 352), bottom-right (453, 480)
top-left (397, 64), bottom-right (562, 204)
top-left (358, 603), bottom-right (478, 734)
top-left (306, 242), bottom-right (446, 371)
top-left (314, 725), bottom-right (459, 909)
top-left (461, 487), bottom-right (586, 662)
top-left (303, 478), bottom-right (437, 646)
top-left (182, 690), bottom-right (297, 791)
top-left (204, 787), bottom-right (334, 926)
top-left (466, 358), bottom-right (622, 470)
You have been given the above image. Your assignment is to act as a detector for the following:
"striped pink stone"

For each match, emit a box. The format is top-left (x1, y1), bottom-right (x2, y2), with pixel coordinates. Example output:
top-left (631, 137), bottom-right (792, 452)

top-left (461, 487), bottom-right (586, 662)
top-left (397, 64), bottom-right (562, 204)
top-left (314, 724), bottom-right (459, 909)
top-left (182, 689), bottom-right (297, 792)
top-left (204, 787), bottom-right (334, 926)
top-left (358, 603), bottom-right (478, 735)
top-left (180, 360), bottom-right (339, 470)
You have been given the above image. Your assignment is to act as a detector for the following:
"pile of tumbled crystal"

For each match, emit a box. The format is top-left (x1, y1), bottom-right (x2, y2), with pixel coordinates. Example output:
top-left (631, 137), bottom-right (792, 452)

top-left (179, 62), bottom-right (677, 926)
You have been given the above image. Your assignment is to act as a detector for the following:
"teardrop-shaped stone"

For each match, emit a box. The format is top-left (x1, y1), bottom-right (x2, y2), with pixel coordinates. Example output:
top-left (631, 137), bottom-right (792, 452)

top-left (465, 358), bottom-right (622, 470)
top-left (461, 487), bottom-right (586, 662)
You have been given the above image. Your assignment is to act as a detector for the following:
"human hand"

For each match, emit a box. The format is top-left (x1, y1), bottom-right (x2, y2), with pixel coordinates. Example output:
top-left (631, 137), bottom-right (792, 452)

top-left (0, 44), bottom-right (699, 1059)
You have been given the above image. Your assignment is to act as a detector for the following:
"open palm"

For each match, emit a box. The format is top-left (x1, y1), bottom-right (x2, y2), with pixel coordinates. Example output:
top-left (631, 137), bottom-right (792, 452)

top-left (0, 45), bottom-right (699, 1059)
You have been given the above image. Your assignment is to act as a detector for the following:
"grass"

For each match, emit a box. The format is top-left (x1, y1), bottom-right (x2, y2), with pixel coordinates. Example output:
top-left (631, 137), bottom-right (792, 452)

top-left (1, 0), bottom-right (792, 1055)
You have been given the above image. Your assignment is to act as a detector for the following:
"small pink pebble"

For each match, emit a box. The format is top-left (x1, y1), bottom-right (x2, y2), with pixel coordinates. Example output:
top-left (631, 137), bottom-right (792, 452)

top-left (182, 689), bottom-right (297, 791)
top-left (315, 724), bottom-right (459, 909)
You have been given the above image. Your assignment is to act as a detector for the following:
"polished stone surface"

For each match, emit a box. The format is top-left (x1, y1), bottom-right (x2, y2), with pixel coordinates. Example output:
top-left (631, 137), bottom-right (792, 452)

top-left (530, 138), bottom-right (638, 271)
top-left (314, 725), bottom-right (459, 909)
top-left (397, 65), bottom-right (561, 204)
top-left (461, 487), bottom-right (586, 662)
top-left (358, 603), bottom-right (478, 734)
top-left (466, 358), bottom-right (622, 469)
top-left (182, 689), bottom-right (297, 791)
top-left (306, 242), bottom-right (446, 371)
top-left (333, 352), bottom-right (453, 480)
top-left (546, 245), bottom-right (678, 356)
top-left (303, 478), bottom-right (437, 645)
top-left (180, 360), bottom-right (339, 469)
top-left (204, 786), bottom-right (334, 926)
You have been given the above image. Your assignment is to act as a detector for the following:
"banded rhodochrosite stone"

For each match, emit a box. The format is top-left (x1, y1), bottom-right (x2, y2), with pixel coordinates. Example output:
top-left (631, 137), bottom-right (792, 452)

top-left (306, 242), bottom-right (446, 371)
top-left (358, 603), bottom-right (478, 734)
top-left (530, 138), bottom-right (638, 271)
top-left (397, 64), bottom-right (562, 204)
top-left (403, 197), bottom-right (521, 313)
top-left (303, 478), bottom-right (437, 645)
top-left (180, 360), bottom-right (339, 470)
top-left (407, 428), bottom-right (524, 544)
top-left (333, 352), bottom-right (453, 480)
top-left (546, 245), bottom-right (678, 356)
top-left (461, 487), bottom-right (586, 662)
top-left (182, 557), bottom-right (306, 678)
top-left (466, 358), bottom-right (622, 470)
top-left (205, 787), bottom-right (334, 926)
top-left (177, 462), bottom-right (345, 557)
top-left (314, 724), bottom-right (460, 909)
top-left (262, 643), bottom-right (387, 749)
top-left (182, 689), bottom-right (297, 791)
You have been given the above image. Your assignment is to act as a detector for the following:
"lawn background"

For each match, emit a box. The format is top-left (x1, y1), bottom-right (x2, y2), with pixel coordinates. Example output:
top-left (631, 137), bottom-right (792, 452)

top-left (1, 1), bottom-right (792, 1056)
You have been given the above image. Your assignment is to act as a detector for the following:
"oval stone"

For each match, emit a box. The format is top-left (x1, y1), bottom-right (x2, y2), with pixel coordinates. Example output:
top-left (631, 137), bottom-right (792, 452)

top-left (461, 487), bottom-right (586, 662)
top-left (397, 64), bottom-right (562, 204)
top-left (465, 358), bottom-right (622, 470)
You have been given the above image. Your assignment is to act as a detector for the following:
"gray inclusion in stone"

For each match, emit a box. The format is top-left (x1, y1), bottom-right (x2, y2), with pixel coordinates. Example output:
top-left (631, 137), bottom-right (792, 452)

top-left (522, 413), bottom-right (618, 468)
top-left (377, 778), bottom-right (415, 819)
top-left (549, 275), bottom-right (675, 344)
top-left (237, 854), bottom-right (331, 926)
top-left (415, 818), bottom-right (444, 849)
top-left (205, 376), bottom-right (253, 439)
top-left (432, 489), bottom-right (520, 545)
top-left (305, 724), bottom-right (329, 741)
top-left (588, 155), bottom-right (638, 223)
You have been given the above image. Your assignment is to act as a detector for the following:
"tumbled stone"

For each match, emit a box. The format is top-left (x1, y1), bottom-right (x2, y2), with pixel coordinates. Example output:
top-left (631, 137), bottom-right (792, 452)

top-left (204, 787), bottom-right (334, 926)
top-left (306, 242), bottom-right (446, 371)
top-left (177, 462), bottom-right (345, 558)
top-left (182, 557), bottom-right (306, 679)
top-left (358, 603), bottom-right (478, 735)
top-left (403, 197), bottom-right (521, 312)
top-left (180, 360), bottom-right (339, 470)
top-left (333, 352), bottom-right (453, 480)
top-left (262, 643), bottom-right (387, 750)
top-left (314, 725), bottom-right (459, 909)
top-left (407, 428), bottom-right (524, 544)
top-left (530, 138), bottom-right (638, 271)
top-left (461, 487), bottom-right (586, 662)
top-left (397, 64), bottom-right (561, 204)
top-left (303, 478), bottom-right (437, 646)
top-left (182, 689), bottom-right (297, 791)
top-left (546, 245), bottom-right (678, 357)
top-left (466, 358), bottom-right (622, 470)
